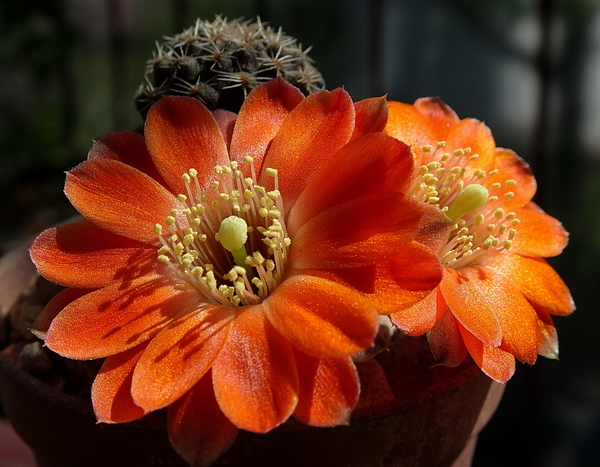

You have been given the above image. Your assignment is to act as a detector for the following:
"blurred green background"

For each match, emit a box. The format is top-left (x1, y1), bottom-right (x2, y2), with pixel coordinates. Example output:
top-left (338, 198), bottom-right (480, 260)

top-left (1, 0), bottom-right (598, 465)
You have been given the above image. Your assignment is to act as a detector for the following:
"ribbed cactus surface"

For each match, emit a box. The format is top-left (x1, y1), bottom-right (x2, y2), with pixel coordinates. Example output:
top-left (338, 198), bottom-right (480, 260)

top-left (135, 16), bottom-right (326, 118)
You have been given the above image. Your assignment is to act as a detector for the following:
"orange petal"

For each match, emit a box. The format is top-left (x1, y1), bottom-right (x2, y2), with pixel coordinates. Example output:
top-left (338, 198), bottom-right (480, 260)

top-left (212, 306), bottom-right (299, 433)
top-left (30, 221), bottom-right (159, 289)
top-left (486, 148), bottom-right (536, 210)
top-left (292, 350), bottom-right (359, 427)
top-left (87, 131), bottom-right (168, 186)
top-left (131, 304), bottom-right (234, 412)
top-left (391, 286), bottom-right (442, 337)
top-left (261, 88), bottom-right (355, 208)
top-left (290, 192), bottom-right (425, 269)
top-left (461, 266), bottom-right (539, 364)
top-left (370, 241), bottom-right (443, 312)
top-left (459, 325), bottom-right (515, 384)
top-left (45, 276), bottom-right (197, 359)
top-left (484, 253), bottom-right (574, 317)
top-left (263, 275), bottom-right (378, 359)
top-left (65, 159), bottom-right (181, 245)
top-left (287, 133), bottom-right (414, 234)
top-left (229, 78), bottom-right (304, 175)
top-left (439, 267), bottom-right (502, 347)
top-left (211, 109), bottom-right (237, 152)
top-left (444, 118), bottom-right (496, 172)
top-left (91, 342), bottom-right (148, 424)
top-left (413, 97), bottom-right (460, 126)
top-left (31, 288), bottom-right (90, 340)
top-left (536, 310), bottom-right (559, 359)
top-left (350, 96), bottom-right (388, 140)
top-left (414, 203), bottom-right (454, 252)
top-left (511, 205), bottom-right (569, 258)
top-left (168, 372), bottom-right (239, 467)
top-left (145, 96), bottom-right (229, 195)
top-left (305, 240), bottom-right (442, 315)
top-left (345, 240), bottom-right (443, 315)
top-left (427, 305), bottom-right (468, 367)
top-left (385, 100), bottom-right (452, 148)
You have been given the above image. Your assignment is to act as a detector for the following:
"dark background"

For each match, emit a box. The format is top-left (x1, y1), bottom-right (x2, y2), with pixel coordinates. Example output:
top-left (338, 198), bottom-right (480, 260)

top-left (1, 1), bottom-right (599, 466)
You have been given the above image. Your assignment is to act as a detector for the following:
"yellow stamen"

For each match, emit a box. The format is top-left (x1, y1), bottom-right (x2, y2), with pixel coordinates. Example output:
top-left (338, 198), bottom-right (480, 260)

top-left (153, 159), bottom-right (291, 308)
top-left (407, 141), bottom-right (521, 269)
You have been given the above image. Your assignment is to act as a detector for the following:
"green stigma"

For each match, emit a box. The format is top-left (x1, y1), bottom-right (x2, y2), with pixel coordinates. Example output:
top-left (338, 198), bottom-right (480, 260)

top-left (218, 216), bottom-right (250, 269)
top-left (446, 184), bottom-right (489, 221)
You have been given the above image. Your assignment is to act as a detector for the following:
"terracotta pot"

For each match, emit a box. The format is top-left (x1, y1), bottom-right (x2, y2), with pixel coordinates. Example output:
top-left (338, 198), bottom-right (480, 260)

top-left (0, 239), bottom-right (504, 467)
top-left (0, 339), bottom-right (502, 467)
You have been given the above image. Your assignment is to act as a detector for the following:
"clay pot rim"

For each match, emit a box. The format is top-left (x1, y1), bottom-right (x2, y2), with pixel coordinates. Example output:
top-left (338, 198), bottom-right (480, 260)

top-left (0, 350), bottom-right (483, 435)
top-left (349, 359), bottom-right (482, 420)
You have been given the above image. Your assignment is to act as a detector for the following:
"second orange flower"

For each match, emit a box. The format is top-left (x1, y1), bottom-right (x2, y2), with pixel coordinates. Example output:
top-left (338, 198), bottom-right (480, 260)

top-left (385, 97), bottom-right (575, 383)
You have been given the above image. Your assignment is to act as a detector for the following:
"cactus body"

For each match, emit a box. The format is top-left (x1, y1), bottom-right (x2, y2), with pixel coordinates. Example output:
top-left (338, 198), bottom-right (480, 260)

top-left (135, 16), bottom-right (325, 118)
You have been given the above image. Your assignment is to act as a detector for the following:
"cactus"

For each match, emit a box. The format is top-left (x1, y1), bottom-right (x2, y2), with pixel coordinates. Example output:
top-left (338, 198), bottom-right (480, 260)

top-left (135, 16), bottom-right (326, 118)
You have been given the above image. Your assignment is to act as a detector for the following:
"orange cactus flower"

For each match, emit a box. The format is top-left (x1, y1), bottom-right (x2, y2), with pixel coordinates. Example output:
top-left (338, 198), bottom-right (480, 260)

top-left (29, 79), bottom-right (444, 466)
top-left (384, 97), bottom-right (575, 384)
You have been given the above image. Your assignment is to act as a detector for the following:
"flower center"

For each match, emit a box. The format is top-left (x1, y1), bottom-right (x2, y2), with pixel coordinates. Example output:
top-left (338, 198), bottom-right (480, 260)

top-left (409, 142), bottom-right (520, 269)
top-left (154, 157), bottom-right (291, 307)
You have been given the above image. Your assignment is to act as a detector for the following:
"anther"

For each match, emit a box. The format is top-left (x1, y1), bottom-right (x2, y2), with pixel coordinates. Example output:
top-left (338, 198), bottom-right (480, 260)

top-left (191, 267), bottom-right (203, 277)
top-left (183, 234), bottom-right (195, 245)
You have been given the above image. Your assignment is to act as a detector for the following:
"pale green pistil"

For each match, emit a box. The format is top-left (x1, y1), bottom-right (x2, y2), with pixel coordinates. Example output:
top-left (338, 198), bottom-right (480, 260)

top-left (217, 216), bottom-right (249, 268)
top-left (154, 159), bottom-right (291, 308)
top-left (445, 184), bottom-right (489, 221)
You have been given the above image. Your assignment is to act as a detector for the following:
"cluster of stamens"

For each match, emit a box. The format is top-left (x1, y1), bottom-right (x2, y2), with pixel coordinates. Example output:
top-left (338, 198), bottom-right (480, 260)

top-left (154, 157), bottom-right (291, 307)
top-left (409, 142), bottom-right (520, 269)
